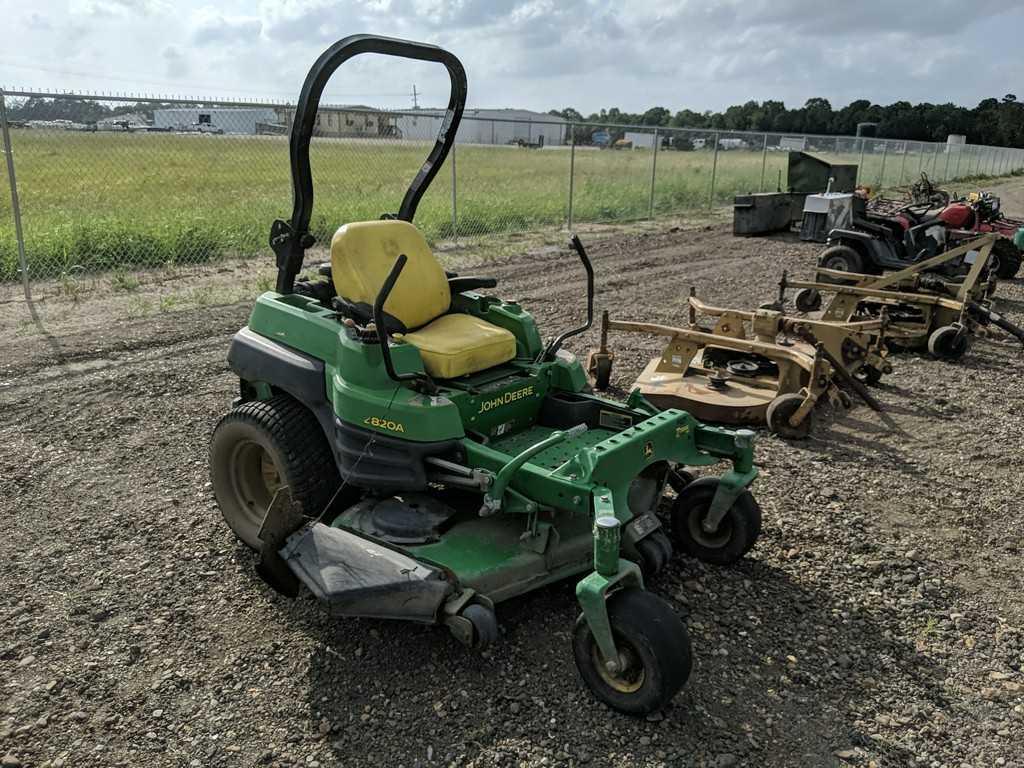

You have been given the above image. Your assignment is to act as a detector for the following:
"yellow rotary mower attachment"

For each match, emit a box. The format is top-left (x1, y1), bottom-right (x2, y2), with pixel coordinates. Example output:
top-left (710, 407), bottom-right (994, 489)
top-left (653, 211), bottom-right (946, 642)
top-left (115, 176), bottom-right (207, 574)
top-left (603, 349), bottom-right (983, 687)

top-left (779, 235), bottom-right (1018, 360)
top-left (586, 291), bottom-right (890, 439)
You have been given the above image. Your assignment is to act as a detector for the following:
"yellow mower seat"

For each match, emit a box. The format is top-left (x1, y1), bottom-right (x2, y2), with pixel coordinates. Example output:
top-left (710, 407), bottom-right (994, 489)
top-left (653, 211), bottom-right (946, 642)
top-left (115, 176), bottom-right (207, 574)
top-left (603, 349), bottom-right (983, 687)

top-left (398, 314), bottom-right (516, 379)
top-left (330, 220), bottom-right (516, 379)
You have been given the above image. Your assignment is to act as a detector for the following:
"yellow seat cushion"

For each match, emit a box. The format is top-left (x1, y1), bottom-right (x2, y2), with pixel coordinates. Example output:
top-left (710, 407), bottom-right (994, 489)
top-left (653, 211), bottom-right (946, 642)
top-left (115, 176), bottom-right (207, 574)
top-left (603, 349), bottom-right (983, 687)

top-left (331, 220), bottom-right (450, 330)
top-left (399, 314), bottom-right (517, 379)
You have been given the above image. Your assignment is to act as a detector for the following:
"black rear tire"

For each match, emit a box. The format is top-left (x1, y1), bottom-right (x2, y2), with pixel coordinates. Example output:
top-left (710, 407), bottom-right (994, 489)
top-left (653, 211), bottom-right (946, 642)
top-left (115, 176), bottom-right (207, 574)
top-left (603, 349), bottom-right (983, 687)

top-left (210, 395), bottom-right (341, 549)
top-left (670, 477), bottom-right (762, 565)
top-left (572, 588), bottom-right (691, 715)
top-left (993, 239), bottom-right (1022, 279)
top-left (819, 244), bottom-right (864, 275)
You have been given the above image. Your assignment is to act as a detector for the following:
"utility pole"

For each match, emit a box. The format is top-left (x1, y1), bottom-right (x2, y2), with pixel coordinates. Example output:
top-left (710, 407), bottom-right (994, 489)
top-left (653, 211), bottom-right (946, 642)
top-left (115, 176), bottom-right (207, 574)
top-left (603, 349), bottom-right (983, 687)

top-left (411, 85), bottom-right (419, 109)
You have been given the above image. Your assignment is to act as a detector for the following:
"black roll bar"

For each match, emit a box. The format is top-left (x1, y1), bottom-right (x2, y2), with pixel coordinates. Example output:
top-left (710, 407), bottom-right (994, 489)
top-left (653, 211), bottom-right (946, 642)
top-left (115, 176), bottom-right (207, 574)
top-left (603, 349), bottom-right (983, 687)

top-left (271, 34), bottom-right (468, 294)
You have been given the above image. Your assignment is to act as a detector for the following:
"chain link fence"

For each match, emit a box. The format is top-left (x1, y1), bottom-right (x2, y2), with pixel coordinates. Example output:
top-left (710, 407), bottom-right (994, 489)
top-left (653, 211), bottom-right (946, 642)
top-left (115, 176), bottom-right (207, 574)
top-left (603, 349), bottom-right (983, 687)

top-left (3, 89), bottom-right (1024, 285)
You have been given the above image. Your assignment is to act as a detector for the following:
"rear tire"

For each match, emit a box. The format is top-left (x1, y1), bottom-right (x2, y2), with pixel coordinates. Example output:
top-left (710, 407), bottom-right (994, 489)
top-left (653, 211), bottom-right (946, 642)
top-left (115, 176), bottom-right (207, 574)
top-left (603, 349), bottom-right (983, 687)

top-left (993, 239), bottom-right (1022, 279)
top-left (210, 395), bottom-right (340, 549)
top-left (819, 244), bottom-right (864, 275)
top-left (927, 325), bottom-right (969, 361)
top-left (572, 588), bottom-right (691, 715)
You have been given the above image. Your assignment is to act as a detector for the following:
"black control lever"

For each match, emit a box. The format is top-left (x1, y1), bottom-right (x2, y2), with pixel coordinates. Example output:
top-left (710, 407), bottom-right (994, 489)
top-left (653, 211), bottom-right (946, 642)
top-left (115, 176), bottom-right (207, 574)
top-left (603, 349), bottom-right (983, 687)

top-left (539, 234), bottom-right (595, 362)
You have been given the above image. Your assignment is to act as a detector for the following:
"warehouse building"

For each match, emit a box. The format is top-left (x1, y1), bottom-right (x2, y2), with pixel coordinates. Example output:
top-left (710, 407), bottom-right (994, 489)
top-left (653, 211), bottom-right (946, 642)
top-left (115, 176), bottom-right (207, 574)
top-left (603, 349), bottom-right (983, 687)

top-left (153, 107), bottom-right (279, 134)
top-left (395, 108), bottom-right (567, 146)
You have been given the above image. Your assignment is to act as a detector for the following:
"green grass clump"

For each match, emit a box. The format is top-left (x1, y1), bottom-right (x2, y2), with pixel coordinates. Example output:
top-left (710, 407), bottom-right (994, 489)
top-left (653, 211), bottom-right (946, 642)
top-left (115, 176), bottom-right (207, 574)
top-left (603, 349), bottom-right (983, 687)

top-left (0, 130), bottom-right (1016, 280)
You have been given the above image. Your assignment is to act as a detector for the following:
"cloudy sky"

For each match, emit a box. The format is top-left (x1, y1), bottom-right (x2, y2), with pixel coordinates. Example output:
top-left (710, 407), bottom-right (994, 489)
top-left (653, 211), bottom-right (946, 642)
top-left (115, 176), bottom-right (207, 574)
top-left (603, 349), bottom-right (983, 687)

top-left (2, 0), bottom-right (1022, 114)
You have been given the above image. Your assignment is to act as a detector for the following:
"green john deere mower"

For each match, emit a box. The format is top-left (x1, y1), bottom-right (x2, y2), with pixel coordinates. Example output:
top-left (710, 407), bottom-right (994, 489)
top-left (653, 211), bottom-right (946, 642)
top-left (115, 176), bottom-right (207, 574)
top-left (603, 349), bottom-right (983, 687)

top-left (210, 34), bottom-right (764, 714)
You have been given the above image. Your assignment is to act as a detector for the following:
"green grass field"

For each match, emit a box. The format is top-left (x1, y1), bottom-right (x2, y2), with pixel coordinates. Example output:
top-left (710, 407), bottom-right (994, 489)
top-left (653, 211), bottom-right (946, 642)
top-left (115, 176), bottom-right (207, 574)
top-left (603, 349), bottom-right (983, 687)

top-left (0, 130), bottom-right (1005, 280)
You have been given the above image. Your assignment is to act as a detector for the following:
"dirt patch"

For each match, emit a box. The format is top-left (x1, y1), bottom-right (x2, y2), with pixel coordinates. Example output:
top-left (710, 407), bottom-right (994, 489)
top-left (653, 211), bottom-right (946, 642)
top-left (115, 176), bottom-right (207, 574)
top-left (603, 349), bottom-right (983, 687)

top-left (2, 183), bottom-right (1024, 768)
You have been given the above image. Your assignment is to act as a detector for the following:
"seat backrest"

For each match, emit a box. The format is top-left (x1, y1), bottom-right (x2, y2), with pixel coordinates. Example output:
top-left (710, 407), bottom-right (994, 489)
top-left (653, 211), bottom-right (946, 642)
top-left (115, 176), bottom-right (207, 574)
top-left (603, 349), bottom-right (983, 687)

top-left (330, 220), bottom-right (450, 330)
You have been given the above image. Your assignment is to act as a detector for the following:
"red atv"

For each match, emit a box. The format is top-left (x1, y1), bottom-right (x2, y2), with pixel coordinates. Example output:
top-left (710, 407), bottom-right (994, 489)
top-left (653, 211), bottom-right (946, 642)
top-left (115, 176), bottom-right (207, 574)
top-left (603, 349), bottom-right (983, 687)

top-left (867, 185), bottom-right (1024, 278)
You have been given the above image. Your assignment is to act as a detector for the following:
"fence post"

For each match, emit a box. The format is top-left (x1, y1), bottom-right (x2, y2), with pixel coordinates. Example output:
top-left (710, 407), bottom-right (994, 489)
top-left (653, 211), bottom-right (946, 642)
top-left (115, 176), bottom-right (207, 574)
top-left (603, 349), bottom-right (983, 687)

top-left (943, 144), bottom-right (951, 181)
top-left (857, 138), bottom-right (866, 183)
top-left (877, 141), bottom-right (888, 189)
top-left (954, 145), bottom-right (962, 179)
top-left (759, 132), bottom-right (768, 192)
top-left (898, 141), bottom-right (908, 185)
top-left (708, 132), bottom-right (720, 210)
top-left (450, 144), bottom-right (457, 245)
top-left (491, 119), bottom-right (495, 145)
top-left (0, 89), bottom-right (35, 312)
top-left (647, 128), bottom-right (659, 219)
top-left (567, 123), bottom-right (576, 231)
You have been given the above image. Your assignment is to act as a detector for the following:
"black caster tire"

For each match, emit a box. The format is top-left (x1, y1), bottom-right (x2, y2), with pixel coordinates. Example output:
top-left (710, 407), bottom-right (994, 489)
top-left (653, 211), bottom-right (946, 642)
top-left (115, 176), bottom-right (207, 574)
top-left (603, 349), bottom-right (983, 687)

top-left (463, 604), bottom-right (499, 650)
top-left (210, 395), bottom-right (340, 550)
top-left (588, 353), bottom-right (613, 390)
top-left (794, 287), bottom-right (822, 313)
top-left (852, 364), bottom-right (883, 387)
top-left (670, 477), bottom-right (762, 566)
top-left (928, 325), bottom-right (969, 361)
top-left (819, 244), bottom-right (863, 275)
top-left (665, 467), bottom-right (695, 495)
top-left (572, 588), bottom-right (691, 715)
top-left (766, 393), bottom-right (812, 440)
top-left (633, 530), bottom-right (674, 577)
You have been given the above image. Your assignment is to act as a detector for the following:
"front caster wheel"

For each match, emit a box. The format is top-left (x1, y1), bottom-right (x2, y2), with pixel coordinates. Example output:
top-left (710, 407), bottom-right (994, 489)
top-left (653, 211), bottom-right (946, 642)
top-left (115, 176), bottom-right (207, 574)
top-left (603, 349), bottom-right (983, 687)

top-left (462, 604), bottom-right (499, 650)
top-left (670, 477), bottom-right (762, 565)
top-left (586, 350), bottom-right (614, 390)
top-left (928, 325), bottom-right (969, 361)
top-left (572, 588), bottom-right (691, 715)
top-left (766, 393), bottom-right (812, 440)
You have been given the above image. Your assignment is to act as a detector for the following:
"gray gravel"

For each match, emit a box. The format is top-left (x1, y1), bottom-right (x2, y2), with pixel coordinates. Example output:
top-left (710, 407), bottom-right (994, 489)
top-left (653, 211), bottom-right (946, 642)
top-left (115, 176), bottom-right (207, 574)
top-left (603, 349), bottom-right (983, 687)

top-left (2, 204), bottom-right (1024, 767)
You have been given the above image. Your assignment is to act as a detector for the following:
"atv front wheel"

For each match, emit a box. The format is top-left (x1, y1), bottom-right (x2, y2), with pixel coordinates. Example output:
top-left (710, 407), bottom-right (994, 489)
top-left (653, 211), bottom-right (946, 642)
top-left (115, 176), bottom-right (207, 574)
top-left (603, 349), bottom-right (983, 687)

top-left (210, 395), bottom-right (341, 549)
top-left (572, 588), bottom-right (691, 715)
top-left (819, 244), bottom-right (863, 275)
top-left (927, 325), bottom-right (969, 361)
top-left (670, 477), bottom-right (762, 565)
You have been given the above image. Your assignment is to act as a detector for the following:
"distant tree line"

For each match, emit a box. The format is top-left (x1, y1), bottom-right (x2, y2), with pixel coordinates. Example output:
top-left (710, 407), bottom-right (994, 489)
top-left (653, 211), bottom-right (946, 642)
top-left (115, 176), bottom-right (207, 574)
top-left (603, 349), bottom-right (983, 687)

top-left (549, 95), bottom-right (1024, 148)
top-left (5, 97), bottom-right (165, 123)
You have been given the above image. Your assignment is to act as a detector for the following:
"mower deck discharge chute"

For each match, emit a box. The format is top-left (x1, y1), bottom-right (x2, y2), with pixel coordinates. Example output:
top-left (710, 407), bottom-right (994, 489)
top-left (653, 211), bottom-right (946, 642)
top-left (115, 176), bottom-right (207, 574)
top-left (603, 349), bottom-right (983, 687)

top-left (585, 290), bottom-right (890, 439)
top-left (209, 34), bottom-right (764, 715)
top-left (782, 234), bottom-right (1024, 359)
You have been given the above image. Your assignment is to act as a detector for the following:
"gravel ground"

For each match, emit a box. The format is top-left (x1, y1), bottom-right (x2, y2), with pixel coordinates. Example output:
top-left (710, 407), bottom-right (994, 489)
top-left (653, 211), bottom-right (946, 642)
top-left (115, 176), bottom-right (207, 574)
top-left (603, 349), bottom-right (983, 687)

top-left (2, 184), bottom-right (1024, 768)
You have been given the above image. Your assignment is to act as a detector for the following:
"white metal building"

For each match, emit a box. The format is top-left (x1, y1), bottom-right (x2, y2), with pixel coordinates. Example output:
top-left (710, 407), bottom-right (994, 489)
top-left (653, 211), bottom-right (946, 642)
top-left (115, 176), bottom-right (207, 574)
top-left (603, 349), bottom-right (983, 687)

top-left (153, 107), bottom-right (279, 134)
top-left (394, 108), bottom-right (568, 146)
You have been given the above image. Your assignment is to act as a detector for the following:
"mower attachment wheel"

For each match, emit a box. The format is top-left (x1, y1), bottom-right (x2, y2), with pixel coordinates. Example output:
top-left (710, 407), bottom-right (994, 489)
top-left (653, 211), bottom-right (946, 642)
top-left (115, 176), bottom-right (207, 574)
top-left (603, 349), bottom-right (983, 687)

top-left (462, 603), bottom-right (499, 649)
top-left (819, 245), bottom-right (863, 276)
top-left (928, 325), bottom-right (970, 361)
top-left (794, 287), bottom-right (822, 313)
top-left (210, 396), bottom-right (340, 550)
top-left (670, 477), bottom-right (762, 566)
top-left (587, 351), bottom-right (614, 390)
top-left (572, 588), bottom-right (691, 715)
top-left (766, 393), bottom-right (813, 440)
top-left (852, 364), bottom-right (883, 387)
